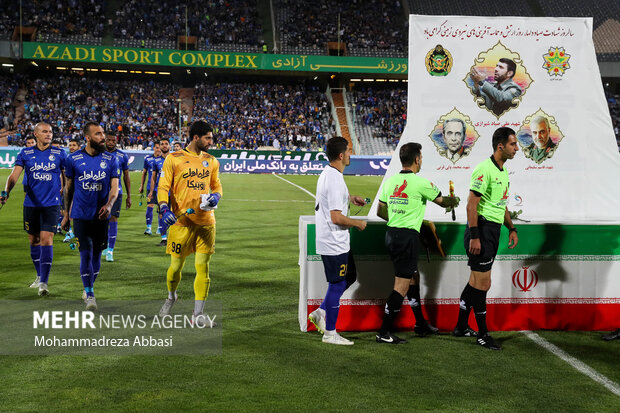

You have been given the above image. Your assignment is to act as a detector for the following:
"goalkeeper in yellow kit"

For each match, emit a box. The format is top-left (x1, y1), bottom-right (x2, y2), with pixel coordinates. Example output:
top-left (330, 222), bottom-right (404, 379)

top-left (157, 120), bottom-right (222, 324)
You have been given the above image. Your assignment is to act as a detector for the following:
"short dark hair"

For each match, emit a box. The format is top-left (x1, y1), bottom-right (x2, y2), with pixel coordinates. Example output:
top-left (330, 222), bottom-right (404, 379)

top-left (83, 121), bottom-right (100, 136)
top-left (326, 136), bottom-right (349, 162)
top-left (159, 137), bottom-right (169, 144)
top-left (188, 120), bottom-right (213, 143)
top-left (69, 138), bottom-right (80, 145)
top-left (499, 58), bottom-right (517, 78)
top-left (25, 136), bottom-right (35, 142)
top-left (400, 142), bottom-right (422, 167)
top-left (492, 127), bottom-right (516, 150)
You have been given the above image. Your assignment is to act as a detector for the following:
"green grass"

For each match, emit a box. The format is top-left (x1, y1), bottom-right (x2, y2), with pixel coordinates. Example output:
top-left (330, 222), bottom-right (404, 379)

top-left (0, 170), bottom-right (619, 412)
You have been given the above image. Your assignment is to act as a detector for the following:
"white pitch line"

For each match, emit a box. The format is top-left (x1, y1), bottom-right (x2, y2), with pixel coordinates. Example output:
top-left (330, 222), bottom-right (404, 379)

top-left (523, 331), bottom-right (620, 397)
top-left (226, 198), bottom-right (313, 203)
top-left (272, 172), bottom-right (316, 199)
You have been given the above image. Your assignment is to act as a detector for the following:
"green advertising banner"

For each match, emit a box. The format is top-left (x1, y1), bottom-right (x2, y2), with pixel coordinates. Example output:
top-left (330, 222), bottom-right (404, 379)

top-left (22, 42), bottom-right (408, 74)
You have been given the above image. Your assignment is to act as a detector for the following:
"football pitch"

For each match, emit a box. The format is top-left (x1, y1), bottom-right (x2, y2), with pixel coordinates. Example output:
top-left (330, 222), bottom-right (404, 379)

top-left (0, 170), bottom-right (618, 412)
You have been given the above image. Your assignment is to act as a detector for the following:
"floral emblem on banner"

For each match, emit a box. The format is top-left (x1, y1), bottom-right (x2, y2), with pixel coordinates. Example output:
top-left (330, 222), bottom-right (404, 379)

top-left (425, 45), bottom-right (452, 76)
top-left (542, 47), bottom-right (571, 77)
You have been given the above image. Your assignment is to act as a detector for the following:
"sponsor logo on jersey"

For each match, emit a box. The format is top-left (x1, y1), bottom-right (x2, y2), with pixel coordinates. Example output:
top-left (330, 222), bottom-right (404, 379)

top-left (202, 160), bottom-right (209, 168)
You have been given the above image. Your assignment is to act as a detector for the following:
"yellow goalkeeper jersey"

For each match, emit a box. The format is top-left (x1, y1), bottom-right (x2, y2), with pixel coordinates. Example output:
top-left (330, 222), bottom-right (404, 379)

top-left (157, 148), bottom-right (222, 226)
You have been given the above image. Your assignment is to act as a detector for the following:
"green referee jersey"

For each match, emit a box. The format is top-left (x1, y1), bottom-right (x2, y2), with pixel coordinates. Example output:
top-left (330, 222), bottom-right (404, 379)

top-left (379, 171), bottom-right (441, 231)
top-left (469, 156), bottom-right (509, 224)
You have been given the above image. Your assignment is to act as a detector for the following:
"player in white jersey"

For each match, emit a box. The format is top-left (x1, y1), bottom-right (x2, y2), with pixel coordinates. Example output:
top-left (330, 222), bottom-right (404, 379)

top-left (309, 137), bottom-right (367, 345)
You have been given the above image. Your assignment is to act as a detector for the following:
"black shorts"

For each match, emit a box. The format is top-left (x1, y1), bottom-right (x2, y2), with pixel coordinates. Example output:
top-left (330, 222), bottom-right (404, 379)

top-left (464, 216), bottom-right (501, 272)
top-left (385, 226), bottom-right (420, 278)
top-left (321, 251), bottom-right (357, 284)
top-left (23, 205), bottom-right (60, 235)
top-left (111, 194), bottom-right (123, 218)
top-left (73, 218), bottom-right (109, 252)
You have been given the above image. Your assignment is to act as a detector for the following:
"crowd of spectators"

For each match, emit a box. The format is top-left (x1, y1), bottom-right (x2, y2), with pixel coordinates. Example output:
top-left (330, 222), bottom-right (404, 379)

top-left (114, 0), bottom-right (262, 47)
top-left (193, 81), bottom-right (332, 150)
top-left (277, 0), bottom-right (405, 54)
top-left (8, 74), bottom-right (180, 148)
top-left (1, 0), bottom-right (105, 39)
top-left (606, 89), bottom-right (620, 149)
top-left (0, 74), bottom-right (18, 132)
top-left (351, 86), bottom-right (406, 148)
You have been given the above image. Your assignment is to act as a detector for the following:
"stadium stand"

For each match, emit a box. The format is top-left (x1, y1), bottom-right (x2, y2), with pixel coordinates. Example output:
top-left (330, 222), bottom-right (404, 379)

top-left (11, 74), bottom-right (180, 148)
top-left (1, 0), bottom-right (105, 41)
top-left (193, 81), bottom-right (333, 149)
top-left (113, 0), bottom-right (263, 51)
top-left (276, 0), bottom-right (406, 57)
top-left (348, 85), bottom-right (407, 155)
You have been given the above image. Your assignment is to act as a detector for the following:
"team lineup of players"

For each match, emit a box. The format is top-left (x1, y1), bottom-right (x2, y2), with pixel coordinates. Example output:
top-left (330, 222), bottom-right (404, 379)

top-left (1, 120), bottom-right (221, 324)
top-left (3, 124), bottom-right (617, 341)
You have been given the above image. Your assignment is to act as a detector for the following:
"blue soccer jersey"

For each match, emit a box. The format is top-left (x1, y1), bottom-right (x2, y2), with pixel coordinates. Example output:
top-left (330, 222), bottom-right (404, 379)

top-left (143, 155), bottom-right (154, 192)
top-left (65, 149), bottom-right (120, 220)
top-left (152, 156), bottom-right (165, 188)
top-left (15, 146), bottom-right (66, 207)
top-left (107, 149), bottom-right (129, 195)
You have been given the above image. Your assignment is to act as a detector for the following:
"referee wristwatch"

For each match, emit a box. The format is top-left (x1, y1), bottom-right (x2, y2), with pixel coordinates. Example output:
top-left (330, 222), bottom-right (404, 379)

top-left (508, 227), bottom-right (517, 234)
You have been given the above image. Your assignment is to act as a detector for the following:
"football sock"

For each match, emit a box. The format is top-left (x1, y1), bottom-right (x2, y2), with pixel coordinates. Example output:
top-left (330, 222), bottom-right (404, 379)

top-left (380, 290), bottom-right (404, 335)
top-left (39, 245), bottom-right (53, 284)
top-left (407, 284), bottom-right (425, 325)
top-left (324, 280), bottom-right (347, 331)
top-left (92, 249), bottom-right (102, 283)
top-left (194, 253), bottom-right (211, 301)
top-left (30, 245), bottom-right (41, 278)
top-left (146, 206), bottom-right (153, 226)
top-left (79, 249), bottom-right (94, 297)
top-left (166, 255), bottom-right (186, 293)
top-left (108, 221), bottom-right (118, 250)
top-left (194, 300), bottom-right (205, 315)
top-left (456, 283), bottom-right (475, 330)
top-left (472, 286), bottom-right (488, 336)
top-left (168, 291), bottom-right (177, 300)
top-left (158, 216), bottom-right (163, 236)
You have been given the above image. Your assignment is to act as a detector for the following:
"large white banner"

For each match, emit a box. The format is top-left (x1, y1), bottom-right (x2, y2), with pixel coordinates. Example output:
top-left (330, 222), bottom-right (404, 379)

top-left (373, 15), bottom-right (620, 223)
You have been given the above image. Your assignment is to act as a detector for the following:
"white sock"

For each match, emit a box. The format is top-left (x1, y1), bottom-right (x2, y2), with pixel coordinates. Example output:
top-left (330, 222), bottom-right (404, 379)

top-left (194, 300), bottom-right (205, 315)
top-left (324, 329), bottom-right (336, 336)
top-left (168, 291), bottom-right (177, 300)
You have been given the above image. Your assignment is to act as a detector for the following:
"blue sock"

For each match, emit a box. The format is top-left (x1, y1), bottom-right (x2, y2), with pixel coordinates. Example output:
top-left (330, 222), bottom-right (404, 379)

top-left (146, 206), bottom-right (153, 226)
top-left (323, 280), bottom-right (347, 331)
top-left (92, 250), bottom-right (102, 283)
top-left (79, 249), bottom-right (94, 297)
top-left (30, 245), bottom-right (41, 278)
top-left (108, 221), bottom-right (118, 250)
top-left (57, 213), bottom-right (63, 227)
top-left (39, 245), bottom-right (53, 284)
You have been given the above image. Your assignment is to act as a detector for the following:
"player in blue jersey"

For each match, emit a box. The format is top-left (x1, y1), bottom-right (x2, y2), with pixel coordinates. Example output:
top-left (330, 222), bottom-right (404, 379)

top-left (1, 122), bottom-right (66, 296)
top-left (101, 134), bottom-right (131, 262)
top-left (62, 122), bottom-right (119, 311)
top-left (62, 139), bottom-right (81, 243)
top-left (149, 137), bottom-right (171, 246)
top-left (139, 143), bottom-right (161, 235)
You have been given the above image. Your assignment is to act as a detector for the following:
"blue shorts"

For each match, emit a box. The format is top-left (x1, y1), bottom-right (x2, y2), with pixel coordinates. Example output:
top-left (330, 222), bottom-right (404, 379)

top-left (320, 251), bottom-right (357, 284)
top-left (111, 194), bottom-right (123, 218)
top-left (73, 218), bottom-right (109, 252)
top-left (148, 190), bottom-right (158, 205)
top-left (23, 205), bottom-right (60, 235)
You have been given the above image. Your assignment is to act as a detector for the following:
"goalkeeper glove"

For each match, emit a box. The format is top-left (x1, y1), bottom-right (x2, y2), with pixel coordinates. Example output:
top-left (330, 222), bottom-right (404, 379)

top-left (160, 204), bottom-right (177, 226)
top-left (205, 192), bottom-right (221, 207)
